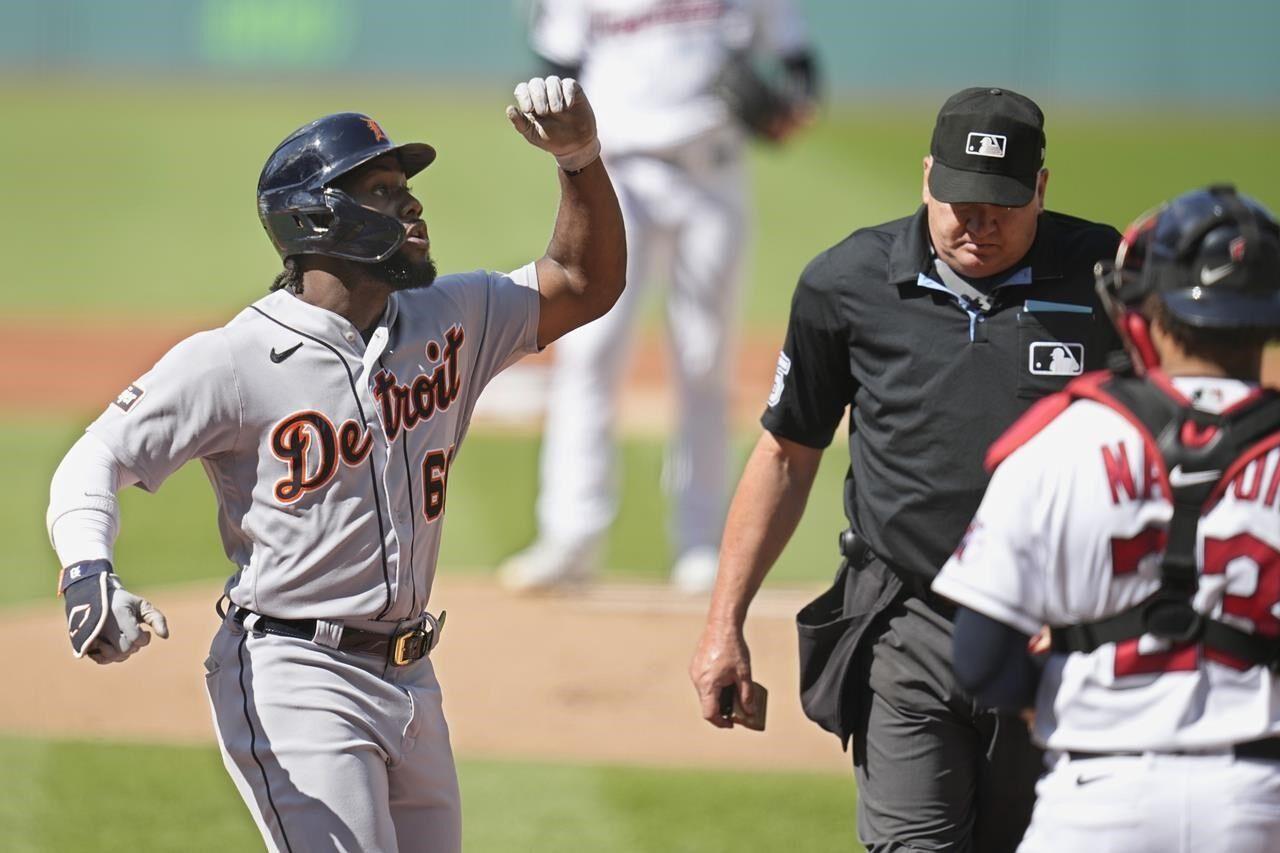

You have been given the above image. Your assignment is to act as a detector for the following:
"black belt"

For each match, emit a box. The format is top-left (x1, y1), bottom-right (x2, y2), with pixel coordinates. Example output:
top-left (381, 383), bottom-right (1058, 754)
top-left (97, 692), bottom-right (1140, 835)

top-left (900, 575), bottom-right (958, 621)
top-left (1069, 738), bottom-right (1280, 763)
top-left (839, 528), bottom-right (956, 620)
top-left (221, 601), bottom-right (443, 666)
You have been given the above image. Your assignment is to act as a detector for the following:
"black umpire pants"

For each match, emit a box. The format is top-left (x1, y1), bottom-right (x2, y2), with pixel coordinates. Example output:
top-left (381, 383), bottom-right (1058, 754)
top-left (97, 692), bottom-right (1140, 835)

top-left (851, 589), bottom-right (1043, 852)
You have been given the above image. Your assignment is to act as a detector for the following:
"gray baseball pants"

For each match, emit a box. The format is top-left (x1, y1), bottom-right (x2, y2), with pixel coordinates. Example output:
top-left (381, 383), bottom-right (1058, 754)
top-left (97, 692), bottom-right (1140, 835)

top-left (203, 614), bottom-right (461, 852)
top-left (852, 595), bottom-right (1043, 852)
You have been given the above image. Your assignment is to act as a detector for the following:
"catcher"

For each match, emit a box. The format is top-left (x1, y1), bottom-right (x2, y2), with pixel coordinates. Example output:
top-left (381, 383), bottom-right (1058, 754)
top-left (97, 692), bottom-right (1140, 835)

top-left (934, 185), bottom-right (1280, 851)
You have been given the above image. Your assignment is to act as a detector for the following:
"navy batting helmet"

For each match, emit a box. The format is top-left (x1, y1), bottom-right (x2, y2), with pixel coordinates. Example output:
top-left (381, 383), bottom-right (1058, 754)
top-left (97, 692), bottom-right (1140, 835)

top-left (1098, 184), bottom-right (1280, 330)
top-left (257, 113), bottom-right (435, 263)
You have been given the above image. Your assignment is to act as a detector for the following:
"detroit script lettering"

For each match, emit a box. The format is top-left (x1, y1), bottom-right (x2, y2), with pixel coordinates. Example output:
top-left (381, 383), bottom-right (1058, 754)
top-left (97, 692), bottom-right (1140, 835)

top-left (270, 326), bottom-right (465, 506)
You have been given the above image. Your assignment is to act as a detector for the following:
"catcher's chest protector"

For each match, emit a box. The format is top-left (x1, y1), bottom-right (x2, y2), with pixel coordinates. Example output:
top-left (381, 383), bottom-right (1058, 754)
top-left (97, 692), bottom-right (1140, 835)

top-left (1035, 371), bottom-right (1280, 668)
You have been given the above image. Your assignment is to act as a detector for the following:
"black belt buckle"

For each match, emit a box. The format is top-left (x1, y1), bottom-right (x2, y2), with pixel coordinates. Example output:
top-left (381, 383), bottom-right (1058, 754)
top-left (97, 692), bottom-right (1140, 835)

top-left (390, 625), bottom-right (429, 666)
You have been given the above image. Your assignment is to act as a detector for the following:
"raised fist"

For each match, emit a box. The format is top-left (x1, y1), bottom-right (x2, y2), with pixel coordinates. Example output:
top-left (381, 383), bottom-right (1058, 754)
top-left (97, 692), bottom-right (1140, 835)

top-left (506, 76), bottom-right (600, 172)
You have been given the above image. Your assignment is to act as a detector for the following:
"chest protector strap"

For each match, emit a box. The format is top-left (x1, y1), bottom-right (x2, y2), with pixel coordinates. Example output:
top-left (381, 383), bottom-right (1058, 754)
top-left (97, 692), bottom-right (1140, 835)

top-left (1048, 373), bottom-right (1280, 670)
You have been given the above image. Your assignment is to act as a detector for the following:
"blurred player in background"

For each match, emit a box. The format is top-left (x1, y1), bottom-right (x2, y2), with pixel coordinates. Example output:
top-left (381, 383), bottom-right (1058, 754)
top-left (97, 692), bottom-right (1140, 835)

top-left (501, 0), bottom-right (819, 594)
top-left (934, 185), bottom-right (1280, 851)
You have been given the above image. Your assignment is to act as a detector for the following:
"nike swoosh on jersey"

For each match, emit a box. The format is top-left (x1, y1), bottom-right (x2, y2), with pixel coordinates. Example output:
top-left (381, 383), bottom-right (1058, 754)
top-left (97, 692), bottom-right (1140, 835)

top-left (1075, 773), bottom-right (1109, 787)
top-left (269, 342), bottom-right (304, 363)
top-left (1200, 263), bottom-right (1235, 286)
top-left (1168, 464), bottom-right (1222, 487)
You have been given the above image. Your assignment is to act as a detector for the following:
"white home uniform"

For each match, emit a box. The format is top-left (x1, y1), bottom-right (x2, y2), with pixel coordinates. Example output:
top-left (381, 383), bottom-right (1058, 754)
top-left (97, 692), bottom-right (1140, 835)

top-left (528, 0), bottom-right (810, 564)
top-left (933, 375), bottom-right (1280, 852)
top-left (55, 266), bottom-right (540, 852)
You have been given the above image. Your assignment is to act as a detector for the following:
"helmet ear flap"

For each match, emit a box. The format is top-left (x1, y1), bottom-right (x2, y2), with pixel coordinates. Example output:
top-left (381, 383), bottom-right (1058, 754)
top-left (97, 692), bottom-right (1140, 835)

top-left (1123, 310), bottom-right (1160, 375)
top-left (257, 112), bottom-right (433, 263)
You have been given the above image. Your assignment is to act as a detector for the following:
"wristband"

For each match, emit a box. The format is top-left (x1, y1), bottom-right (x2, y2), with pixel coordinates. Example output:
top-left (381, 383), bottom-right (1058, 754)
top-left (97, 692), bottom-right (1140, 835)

top-left (556, 137), bottom-right (600, 175)
top-left (59, 559), bottom-right (113, 595)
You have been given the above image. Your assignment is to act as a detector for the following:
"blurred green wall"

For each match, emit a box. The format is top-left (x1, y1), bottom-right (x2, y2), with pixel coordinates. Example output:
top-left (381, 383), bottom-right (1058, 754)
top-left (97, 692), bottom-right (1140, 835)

top-left (2, 0), bottom-right (1278, 104)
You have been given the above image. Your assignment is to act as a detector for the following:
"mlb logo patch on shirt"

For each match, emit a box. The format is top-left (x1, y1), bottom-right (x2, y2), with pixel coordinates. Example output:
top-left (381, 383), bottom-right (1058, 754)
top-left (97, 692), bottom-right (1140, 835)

top-left (1028, 342), bottom-right (1083, 376)
top-left (966, 132), bottom-right (1007, 158)
top-left (767, 352), bottom-right (792, 407)
top-left (113, 383), bottom-right (145, 412)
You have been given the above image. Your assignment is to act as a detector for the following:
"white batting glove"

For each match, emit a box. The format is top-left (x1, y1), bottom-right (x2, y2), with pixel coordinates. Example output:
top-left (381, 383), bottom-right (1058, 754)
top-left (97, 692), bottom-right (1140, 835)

top-left (62, 561), bottom-right (169, 665)
top-left (506, 76), bottom-right (600, 173)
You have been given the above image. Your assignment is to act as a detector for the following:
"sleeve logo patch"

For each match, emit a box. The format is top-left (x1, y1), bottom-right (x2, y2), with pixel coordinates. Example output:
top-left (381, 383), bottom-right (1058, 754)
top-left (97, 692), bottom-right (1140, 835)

top-left (767, 352), bottom-right (792, 408)
top-left (113, 384), bottom-right (145, 412)
top-left (1028, 342), bottom-right (1083, 376)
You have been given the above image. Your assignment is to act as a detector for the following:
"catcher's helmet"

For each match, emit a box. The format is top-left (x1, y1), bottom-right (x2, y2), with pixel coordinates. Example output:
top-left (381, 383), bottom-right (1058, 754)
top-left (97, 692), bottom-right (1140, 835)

top-left (257, 113), bottom-right (435, 263)
top-left (1097, 184), bottom-right (1280, 330)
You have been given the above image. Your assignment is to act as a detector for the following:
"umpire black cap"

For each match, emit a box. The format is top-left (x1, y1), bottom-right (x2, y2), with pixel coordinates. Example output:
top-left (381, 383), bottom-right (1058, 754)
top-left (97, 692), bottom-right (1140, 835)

top-left (928, 87), bottom-right (1046, 207)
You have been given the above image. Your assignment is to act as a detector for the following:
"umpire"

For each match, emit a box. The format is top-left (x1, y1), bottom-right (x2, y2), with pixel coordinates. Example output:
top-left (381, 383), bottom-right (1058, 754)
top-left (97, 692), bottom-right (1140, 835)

top-left (690, 87), bottom-right (1121, 851)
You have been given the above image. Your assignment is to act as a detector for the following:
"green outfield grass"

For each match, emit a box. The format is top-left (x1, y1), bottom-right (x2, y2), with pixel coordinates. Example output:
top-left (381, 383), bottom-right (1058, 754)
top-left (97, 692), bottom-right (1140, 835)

top-left (5, 73), bottom-right (1275, 853)
top-left (6, 420), bottom-right (849, 608)
top-left (7, 78), bottom-right (1277, 605)
top-left (0, 736), bottom-right (861, 852)
top-left (2, 78), bottom-right (1277, 327)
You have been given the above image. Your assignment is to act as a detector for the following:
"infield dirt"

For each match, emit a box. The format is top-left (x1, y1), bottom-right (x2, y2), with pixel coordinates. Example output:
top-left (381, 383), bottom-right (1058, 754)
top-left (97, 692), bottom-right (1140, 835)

top-left (2, 317), bottom-right (843, 773)
top-left (9, 318), bottom-right (1280, 773)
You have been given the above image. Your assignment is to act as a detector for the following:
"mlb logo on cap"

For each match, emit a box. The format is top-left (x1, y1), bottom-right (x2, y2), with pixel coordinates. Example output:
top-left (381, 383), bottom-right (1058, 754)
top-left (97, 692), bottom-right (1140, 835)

top-left (928, 87), bottom-right (1046, 206)
top-left (966, 132), bottom-right (1006, 159)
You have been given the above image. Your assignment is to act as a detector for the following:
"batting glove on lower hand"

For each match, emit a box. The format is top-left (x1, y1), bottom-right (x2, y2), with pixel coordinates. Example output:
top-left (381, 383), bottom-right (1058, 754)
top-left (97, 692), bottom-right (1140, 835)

top-left (61, 560), bottom-right (169, 664)
top-left (506, 76), bottom-right (600, 173)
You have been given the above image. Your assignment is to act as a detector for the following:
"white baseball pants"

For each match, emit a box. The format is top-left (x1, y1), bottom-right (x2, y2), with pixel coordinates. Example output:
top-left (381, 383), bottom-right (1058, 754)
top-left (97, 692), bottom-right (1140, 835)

top-left (535, 128), bottom-right (748, 555)
top-left (203, 616), bottom-right (461, 853)
top-left (1018, 750), bottom-right (1280, 852)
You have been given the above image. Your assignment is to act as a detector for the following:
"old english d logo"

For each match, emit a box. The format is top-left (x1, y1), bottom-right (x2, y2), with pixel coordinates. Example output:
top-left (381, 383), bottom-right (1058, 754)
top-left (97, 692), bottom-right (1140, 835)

top-left (363, 117), bottom-right (387, 142)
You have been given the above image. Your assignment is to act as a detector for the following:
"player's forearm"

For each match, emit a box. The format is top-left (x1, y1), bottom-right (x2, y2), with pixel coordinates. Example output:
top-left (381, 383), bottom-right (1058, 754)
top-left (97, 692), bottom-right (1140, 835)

top-left (952, 607), bottom-right (1041, 712)
top-left (708, 431), bottom-right (822, 629)
top-left (47, 433), bottom-right (135, 567)
top-left (543, 158), bottom-right (626, 324)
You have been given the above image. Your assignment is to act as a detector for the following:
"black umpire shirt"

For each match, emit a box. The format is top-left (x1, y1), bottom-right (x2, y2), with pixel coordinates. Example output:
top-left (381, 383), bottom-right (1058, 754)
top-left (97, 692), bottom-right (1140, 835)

top-left (763, 205), bottom-right (1121, 590)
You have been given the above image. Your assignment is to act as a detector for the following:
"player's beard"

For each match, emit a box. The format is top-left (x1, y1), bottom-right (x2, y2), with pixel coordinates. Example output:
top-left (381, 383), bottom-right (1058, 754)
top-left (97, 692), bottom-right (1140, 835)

top-left (368, 248), bottom-right (438, 292)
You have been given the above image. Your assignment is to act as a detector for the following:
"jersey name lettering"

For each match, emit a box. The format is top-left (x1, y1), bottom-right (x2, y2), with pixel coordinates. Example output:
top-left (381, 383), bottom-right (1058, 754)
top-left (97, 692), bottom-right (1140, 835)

top-left (372, 325), bottom-right (466, 442)
top-left (1101, 441), bottom-right (1161, 505)
top-left (1233, 455), bottom-right (1280, 508)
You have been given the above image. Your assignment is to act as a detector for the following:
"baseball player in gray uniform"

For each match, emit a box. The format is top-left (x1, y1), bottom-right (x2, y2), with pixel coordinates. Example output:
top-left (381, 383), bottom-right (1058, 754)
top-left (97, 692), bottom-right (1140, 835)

top-left (45, 76), bottom-right (624, 852)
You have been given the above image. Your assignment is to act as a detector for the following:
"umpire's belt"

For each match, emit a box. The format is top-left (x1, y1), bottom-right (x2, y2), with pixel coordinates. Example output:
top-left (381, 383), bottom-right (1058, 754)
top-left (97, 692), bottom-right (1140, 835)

top-left (223, 602), bottom-right (445, 666)
top-left (839, 528), bottom-right (956, 620)
top-left (1069, 737), bottom-right (1280, 763)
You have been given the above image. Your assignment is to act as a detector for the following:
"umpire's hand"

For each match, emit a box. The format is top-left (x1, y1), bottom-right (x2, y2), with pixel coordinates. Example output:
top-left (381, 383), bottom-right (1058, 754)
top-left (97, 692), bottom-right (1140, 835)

top-left (690, 623), bottom-right (756, 729)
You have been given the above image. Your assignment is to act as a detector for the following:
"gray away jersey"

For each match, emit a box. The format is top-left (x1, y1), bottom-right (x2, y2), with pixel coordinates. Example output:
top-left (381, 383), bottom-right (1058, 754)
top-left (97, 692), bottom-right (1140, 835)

top-left (88, 266), bottom-right (540, 622)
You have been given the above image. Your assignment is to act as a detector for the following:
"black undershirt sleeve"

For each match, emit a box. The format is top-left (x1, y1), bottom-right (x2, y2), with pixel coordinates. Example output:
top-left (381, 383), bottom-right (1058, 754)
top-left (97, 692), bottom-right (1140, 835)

top-left (952, 606), bottom-right (1041, 712)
